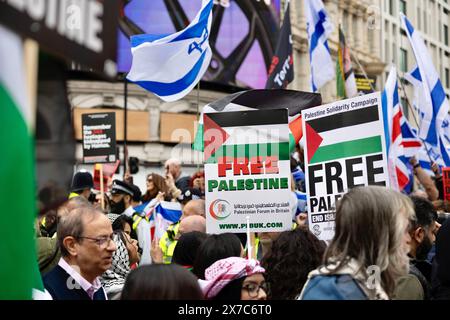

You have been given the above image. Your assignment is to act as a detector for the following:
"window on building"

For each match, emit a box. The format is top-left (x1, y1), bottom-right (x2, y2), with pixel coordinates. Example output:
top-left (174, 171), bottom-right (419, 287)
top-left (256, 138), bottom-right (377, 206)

top-left (392, 43), bottom-right (397, 63)
top-left (424, 10), bottom-right (427, 33)
top-left (385, 39), bottom-right (390, 61)
top-left (446, 68), bottom-right (450, 89)
top-left (431, 44), bottom-right (437, 65)
top-left (389, 0), bottom-right (394, 16)
top-left (400, 48), bottom-right (408, 72)
top-left (418, 7), bottom-right (421, 30)
top-left (400, 0), bottom-right (407, 14)
top-left (401, 98), bottom-right (409, 118)
top-left (445, 25), bottom-right (449, 46)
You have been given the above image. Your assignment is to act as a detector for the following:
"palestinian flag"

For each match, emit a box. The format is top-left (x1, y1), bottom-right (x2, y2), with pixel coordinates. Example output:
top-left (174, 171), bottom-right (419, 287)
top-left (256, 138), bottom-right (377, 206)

top-left (305, 104), bottom-right (382, 164)
top-left (193, 89), bottom-right (322, 154)
top-left (336, 26), bottom-right (357, 99)
top-left (203, 109), bottom-right (290, 163)
top-left (0, 25), bottom-right (43, 298)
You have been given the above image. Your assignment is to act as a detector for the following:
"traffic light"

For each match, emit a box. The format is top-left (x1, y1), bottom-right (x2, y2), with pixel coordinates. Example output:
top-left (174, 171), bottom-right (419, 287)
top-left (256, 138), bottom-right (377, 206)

top-left (129, 157), bottom-right (139, 174)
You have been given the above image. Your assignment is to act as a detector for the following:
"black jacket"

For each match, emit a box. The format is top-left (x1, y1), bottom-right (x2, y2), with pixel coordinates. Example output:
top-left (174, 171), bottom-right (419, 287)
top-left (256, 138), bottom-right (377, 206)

top-left (431, 219), bottom-right (450, 300)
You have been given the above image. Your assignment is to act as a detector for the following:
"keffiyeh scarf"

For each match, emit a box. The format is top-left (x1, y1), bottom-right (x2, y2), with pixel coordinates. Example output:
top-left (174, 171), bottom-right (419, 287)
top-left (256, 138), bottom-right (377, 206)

top-left (199, 257), bottom-right (265, 299)
top-left (100, 233), bottom-right (130, 298)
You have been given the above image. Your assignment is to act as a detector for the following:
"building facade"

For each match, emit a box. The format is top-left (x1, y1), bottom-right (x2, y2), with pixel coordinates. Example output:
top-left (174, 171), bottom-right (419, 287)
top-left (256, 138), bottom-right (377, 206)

top-left (289, 0), bottom-right (384, 101)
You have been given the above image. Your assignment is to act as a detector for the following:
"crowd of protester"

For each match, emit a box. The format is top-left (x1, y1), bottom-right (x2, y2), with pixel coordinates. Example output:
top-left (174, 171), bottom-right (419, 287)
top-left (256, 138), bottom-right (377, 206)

top-left (34, 153), bottom-right (450, 300)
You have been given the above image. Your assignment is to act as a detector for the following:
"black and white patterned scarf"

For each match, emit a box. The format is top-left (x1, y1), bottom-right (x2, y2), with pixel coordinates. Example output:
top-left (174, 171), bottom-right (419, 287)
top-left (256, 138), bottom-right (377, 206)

top-left (100, 233), bottom-right (130, 299)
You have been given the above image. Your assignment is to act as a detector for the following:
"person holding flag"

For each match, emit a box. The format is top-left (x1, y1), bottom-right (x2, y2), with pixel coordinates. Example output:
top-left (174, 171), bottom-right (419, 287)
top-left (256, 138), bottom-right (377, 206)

top-left (265, 0), bottom-right (294, 89)
top-left (304, 0), bottom-right (335, 92)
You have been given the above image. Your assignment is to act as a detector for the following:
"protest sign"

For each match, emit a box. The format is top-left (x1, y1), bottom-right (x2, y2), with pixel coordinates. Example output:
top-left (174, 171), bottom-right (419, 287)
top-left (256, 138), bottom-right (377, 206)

top-left (204, 109), bottom-right (292, 234)
top-left (93, 160), bottom-right (120, 191)
top-left (82, 112), bottom-right (116, 164)
top-left (443, 167), bottom-right (450, 201)
top-left (355, 74), bottom-right (376, 94)
top-left (302, 92), bottom-right (389, 241)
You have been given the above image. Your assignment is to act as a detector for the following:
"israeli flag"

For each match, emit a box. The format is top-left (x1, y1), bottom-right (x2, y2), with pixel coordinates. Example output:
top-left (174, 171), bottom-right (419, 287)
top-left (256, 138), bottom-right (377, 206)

top-left (401, 14), bottom-right (450, 148)
top-left (127, 0), bottom-right (213, 102)
top-left (304, 0), bottom-right (334, 92)
top-left (154, 201), bottom-right (182, 239)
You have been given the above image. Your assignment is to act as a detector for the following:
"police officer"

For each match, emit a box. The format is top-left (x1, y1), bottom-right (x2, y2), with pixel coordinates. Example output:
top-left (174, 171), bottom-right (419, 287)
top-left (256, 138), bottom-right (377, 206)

top-left (69, 171), bottom-right (94, 201)
top-left (110, 180), bottom-right (152, 265)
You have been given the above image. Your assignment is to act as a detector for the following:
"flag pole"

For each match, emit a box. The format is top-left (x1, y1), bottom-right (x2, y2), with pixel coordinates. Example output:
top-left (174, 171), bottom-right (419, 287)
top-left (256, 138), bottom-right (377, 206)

top-left (246, 216), bottom-right (251, 260)
top-left (23, 39), bottom-right (38, 132)
top-left (196, 81), bottom-right (201, 171)
top-left (123, 78), bottom-right (128, 176)
top-left (99, 164), bottom-right (105, 211)
top-left (350, 49), bottom-right (375, 93)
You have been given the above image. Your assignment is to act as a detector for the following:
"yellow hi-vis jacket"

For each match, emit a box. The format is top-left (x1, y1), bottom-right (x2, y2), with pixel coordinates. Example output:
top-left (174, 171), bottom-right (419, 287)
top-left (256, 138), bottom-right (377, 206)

top-left (159, 222), bottom-right (180, 264)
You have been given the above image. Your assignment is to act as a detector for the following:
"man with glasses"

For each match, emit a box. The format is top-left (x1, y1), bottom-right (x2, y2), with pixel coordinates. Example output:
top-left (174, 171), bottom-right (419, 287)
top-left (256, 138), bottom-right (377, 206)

top-left (43, 207), bottom-right (117, 300)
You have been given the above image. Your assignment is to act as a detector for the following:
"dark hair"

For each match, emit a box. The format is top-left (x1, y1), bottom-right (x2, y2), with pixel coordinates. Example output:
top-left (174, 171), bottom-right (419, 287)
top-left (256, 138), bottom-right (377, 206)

top-left (142, 173), bottom-right (170, 202)
top-left (261, 227), bottom-right (326, 299)
top-left (172, 231), bottom-right (208, 267)
top-left (111, 214), bottom-right (137, 241)
top-left (121, 264), bottom-right (204, 300)
top-left (193, 233), bottom-right (242, 280)
top-left (212, 277), bottom-right (245, 300)
top-left (410, 196), bottom-right (438, 230)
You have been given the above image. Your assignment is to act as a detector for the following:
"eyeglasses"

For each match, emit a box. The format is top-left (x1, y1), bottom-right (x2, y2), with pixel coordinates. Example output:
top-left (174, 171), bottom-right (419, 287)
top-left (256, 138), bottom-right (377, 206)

top-left (242, 282), bottom-right (269, 298)
top-left (77, 234), bottom-right (114, 248)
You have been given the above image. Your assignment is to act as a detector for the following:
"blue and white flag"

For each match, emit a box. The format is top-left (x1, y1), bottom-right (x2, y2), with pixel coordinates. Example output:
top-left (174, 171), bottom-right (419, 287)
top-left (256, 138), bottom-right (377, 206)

top-left (304, 0), bottom-right (334, 92)
top-left (135, 199), bottom-right (182, 240)
top-left (401, 13), bottom-right (450, 160)
top-left (154, 201), bottom-right (182, 239)
top-left (127, 0), bottom-right (213, 102)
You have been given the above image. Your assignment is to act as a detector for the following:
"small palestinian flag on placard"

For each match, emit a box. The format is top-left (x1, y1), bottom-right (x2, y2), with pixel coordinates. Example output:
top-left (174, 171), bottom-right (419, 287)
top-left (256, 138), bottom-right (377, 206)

top-left (203, 109), bottom-right (290, 163)
top-left (193, 89), bottom-right (322, 154)
top-left (305, 104), bottom-right (383, 164)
